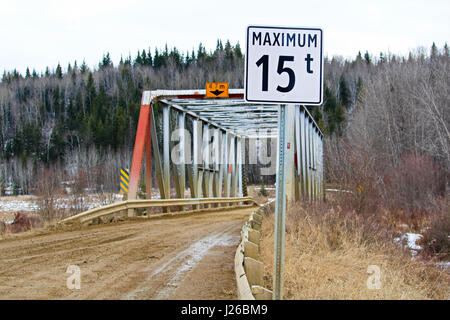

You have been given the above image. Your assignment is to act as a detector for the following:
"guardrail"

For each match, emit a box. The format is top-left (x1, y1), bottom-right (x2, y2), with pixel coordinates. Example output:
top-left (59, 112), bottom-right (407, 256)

top-left (59, 197), bottom-right (257, 226)
top-left (235, 202), bottom-right (273, 300)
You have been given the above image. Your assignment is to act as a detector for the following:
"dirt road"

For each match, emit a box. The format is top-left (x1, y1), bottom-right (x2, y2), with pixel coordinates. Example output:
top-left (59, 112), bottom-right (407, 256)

top-left (0, 207), bottom-right (255, 299)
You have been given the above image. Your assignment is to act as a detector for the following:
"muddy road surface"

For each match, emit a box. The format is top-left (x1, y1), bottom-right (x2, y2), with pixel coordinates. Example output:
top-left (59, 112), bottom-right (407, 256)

top-left (0, 207), bottom-right (255, 299)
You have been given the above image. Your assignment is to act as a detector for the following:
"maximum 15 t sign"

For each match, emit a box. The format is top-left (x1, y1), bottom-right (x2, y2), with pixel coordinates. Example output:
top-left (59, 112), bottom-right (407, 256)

top-left (245, 26), bottom-right (323, 105)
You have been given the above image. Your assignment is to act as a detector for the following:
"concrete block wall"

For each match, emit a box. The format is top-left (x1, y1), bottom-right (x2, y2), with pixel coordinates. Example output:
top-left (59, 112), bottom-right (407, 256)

top-left (234, 204), bottom-right (273, 300)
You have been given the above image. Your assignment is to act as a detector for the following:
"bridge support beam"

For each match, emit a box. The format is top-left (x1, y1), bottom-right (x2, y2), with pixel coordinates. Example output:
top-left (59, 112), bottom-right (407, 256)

top-left (285, 106), bottom-right (296, 203)
top-left (128, 93), bottom-right (152, 217)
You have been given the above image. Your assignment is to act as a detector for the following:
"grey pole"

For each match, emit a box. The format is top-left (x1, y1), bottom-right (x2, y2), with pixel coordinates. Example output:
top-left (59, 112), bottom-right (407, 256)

top-left (273, 104), bottom-right (287, 300)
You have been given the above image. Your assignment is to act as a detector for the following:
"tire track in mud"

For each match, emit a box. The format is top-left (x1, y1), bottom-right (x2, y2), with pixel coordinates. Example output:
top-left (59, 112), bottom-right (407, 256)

top-left (125, 222), bottom-right (238, 299)
top-left (0, 207), bottom-right (254, 299)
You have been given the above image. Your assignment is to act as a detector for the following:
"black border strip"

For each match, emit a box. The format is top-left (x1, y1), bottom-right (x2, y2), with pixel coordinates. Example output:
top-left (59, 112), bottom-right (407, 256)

top-left (245, 25), bottom-right (323, 105)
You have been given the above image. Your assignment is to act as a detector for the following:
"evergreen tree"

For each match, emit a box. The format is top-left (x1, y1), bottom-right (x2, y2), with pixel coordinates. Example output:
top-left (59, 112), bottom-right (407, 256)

top-left (333, 101), bottom-right (345, 136)
top-left (153, 48), bottom-right (162, 69)
top-left (339, 74), bottom-right (351, 108)
top-left (53, 85), bottom-right (61, 116)
top-left (80, 60), bottom-right (88, 74)
top-left (134, 50), bottom-right (143, 66)
top-left (197, 43), bottom-right (206, 61)
top-left (47, 121), bottom-right (66, 163)
top-left (430, 42), bottom-right (438, 59)
top-left (55, 63), bottom-right (63, 79)
top-left (85, 72), bottom-right (96, 113)
top-left (356, 51), bottom-right (363, 63)
top-left (224, 40), bottom-right (233, 60)
top-left (364, 51), bottom-right (371, 65)
top-left (234, 42), bottom-right (243, 59)
top-left (100, 52), bottom-right (113, 69)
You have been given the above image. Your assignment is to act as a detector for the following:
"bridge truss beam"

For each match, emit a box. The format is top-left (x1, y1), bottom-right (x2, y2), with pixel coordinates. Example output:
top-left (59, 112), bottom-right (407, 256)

top-left (127, 89), bottom-right (324, 217)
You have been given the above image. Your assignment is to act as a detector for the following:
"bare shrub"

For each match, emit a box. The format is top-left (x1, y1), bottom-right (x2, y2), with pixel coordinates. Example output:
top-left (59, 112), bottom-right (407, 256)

top-left (34, 166), bottom-right (63, 223)
top-left (66, 168), bottom-right (90, 217)
top-left (384, 153), bottom-right (446, 213)
top-left (9, 213), bottom-right (39, 233)
top-left (0, 221), bottom-right (6, 235)
top-left (325, 139), bottom-right (382, 214)
top-left (421, 204), bottom-right (450, 260)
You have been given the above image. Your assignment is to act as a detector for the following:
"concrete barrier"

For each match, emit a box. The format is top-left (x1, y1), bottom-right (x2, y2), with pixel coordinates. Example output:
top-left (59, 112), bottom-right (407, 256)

top-left (252, 285), bottom-right (273, 300)
top-left (244, 241), bottom-right (259, 260)
top-left (234, 203), bottom-right (273, 300)
top-left (234, 240), bottom-right (254, 300)
top-left (247, 229), bottom-right (260, 245)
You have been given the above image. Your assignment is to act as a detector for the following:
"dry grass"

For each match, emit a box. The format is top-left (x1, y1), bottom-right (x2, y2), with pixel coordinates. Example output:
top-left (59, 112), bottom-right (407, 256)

top-left (260, 202), bottom-right (449, 300)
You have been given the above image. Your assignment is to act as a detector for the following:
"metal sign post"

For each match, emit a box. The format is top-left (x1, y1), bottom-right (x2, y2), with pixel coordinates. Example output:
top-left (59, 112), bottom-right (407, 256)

top-left (273, 104), bottom-right (287, 300)
top-left (244, 25), bottom-right (324, 300)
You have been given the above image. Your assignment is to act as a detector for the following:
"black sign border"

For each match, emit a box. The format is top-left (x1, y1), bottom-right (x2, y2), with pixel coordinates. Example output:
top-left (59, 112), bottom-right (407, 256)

top-left (245, 25), bottom-right (323, 105)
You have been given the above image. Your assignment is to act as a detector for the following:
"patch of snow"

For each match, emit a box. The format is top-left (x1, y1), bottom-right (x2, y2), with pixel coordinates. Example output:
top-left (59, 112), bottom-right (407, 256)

top-left (0, 199), bottom-right (39, 212)
top-left (436, 262), bottom-right (450, 270)
top-left (394, 232), bottom-right (423, 259)
top-left (405, 233), bottom-right (423, 250)
top-left (325, 188), bottom-right (353, 194)
top-left (254, 187), bottom-right (276, 191)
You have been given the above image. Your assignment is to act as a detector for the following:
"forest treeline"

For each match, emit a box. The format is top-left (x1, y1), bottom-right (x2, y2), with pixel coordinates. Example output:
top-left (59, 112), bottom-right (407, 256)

top-left (0, 41), bottom-right (448, 196)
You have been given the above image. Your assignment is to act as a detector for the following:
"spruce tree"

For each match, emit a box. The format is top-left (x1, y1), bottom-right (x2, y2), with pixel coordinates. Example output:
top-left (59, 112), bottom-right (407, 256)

top-left (338, 74), bottom-right (351, 108)
top-left (55, 63), bottom-right (63, 79)
top-left (80, 60), bottom-right (88, 74)
top-left (364, 51), bottom-right (371, 65)
top-left (234, 42), bottom-right (243, 59)
top-left (430, 42), bottom-right (438, 59)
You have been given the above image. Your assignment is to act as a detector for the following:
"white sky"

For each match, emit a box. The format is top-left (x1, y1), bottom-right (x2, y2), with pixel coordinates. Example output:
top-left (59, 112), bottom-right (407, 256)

top-left (0, 0), bottom-right (449, 75)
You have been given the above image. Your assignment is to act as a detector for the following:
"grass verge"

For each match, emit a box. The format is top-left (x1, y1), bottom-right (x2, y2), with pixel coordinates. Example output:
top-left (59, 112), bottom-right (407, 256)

top-left (260, 202), bottom-right (449, 299)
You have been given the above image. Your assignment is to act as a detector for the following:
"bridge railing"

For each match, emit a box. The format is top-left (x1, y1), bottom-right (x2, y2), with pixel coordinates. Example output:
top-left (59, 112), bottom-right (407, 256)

top-left (59, 197), bottom-right (257, 226)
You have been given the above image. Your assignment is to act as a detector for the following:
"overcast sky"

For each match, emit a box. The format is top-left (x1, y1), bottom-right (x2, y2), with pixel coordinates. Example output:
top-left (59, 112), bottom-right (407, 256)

top-left (1, 0), bottom-right (449, 75)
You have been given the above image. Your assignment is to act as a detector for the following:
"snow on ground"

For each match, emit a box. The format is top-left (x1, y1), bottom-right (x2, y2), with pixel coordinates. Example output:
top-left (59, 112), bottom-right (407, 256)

top-left (0, 197), bottom-right (39, 212)
top-left (0, 193), bottom-right (124, 223)
top-left (436, 261), bottom-right (450, 270)
top-left (394, 232), bottom-right (423, 259)
top-left (325, 188), bottom-right (353, 194)
top-left (0, 188), bottom-right (192, 223)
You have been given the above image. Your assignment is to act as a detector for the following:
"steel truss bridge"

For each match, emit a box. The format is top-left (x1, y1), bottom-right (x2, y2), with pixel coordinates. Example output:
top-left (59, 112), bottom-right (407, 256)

top-left (61, 89), bottom-right (323, 225)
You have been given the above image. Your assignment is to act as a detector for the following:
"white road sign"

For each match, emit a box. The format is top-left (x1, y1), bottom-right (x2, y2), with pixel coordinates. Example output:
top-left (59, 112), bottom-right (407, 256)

top-left (245, 26), bottom-right (323, 105)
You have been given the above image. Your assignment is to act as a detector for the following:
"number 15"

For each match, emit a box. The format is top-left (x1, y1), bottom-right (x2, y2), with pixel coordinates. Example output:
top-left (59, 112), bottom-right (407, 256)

top-left (255, 55), bottom-right (295, 93)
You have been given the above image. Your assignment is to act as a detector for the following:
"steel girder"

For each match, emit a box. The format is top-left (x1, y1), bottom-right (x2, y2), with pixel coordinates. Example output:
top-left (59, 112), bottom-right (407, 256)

top-left (127, 89), bottom-right (324, 216)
